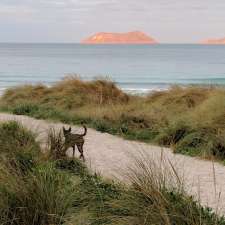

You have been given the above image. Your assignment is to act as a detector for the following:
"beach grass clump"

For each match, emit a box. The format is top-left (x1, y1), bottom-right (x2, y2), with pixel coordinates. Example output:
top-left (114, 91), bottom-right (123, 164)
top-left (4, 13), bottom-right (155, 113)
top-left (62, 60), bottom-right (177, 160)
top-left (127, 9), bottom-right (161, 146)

top-left (1, 77), bottom-right (129, 109)
top-left (98, 155), bottom-right (225, 225)
top-left (47, 128), bottom-right (67, 160)
top-left (0, 162), bottom-right (77, 225)
top-left (65, 154), bottom-right (225, 225)
top-left (0, 122), bottom-right (78, 225)
top-left (0, 121), bottom-right (41, 172)
top-left (12, 102), bottom-right (40, 115)
top-left (0, 78), bottom-right (225, 161)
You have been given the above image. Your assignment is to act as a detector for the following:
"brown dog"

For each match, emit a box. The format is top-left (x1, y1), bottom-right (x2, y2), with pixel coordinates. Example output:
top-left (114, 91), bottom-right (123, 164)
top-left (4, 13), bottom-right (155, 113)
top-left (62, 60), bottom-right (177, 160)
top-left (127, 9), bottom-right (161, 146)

top-left (63, 126), bottom-right (87, 161)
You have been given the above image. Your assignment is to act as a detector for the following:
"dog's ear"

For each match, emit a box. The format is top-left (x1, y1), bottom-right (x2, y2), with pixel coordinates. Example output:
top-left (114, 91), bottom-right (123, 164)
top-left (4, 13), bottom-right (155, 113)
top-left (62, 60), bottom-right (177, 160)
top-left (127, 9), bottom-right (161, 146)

top-left (69, 127), bottom-right (72, 132)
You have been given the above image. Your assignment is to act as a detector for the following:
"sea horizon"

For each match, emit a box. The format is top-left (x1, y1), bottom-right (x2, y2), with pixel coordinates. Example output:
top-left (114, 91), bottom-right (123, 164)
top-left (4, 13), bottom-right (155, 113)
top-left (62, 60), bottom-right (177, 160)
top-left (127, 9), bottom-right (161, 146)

top-left (0, 43), bottom-right (225, 94)
top-left (0, 42), bottom-right (219, 45)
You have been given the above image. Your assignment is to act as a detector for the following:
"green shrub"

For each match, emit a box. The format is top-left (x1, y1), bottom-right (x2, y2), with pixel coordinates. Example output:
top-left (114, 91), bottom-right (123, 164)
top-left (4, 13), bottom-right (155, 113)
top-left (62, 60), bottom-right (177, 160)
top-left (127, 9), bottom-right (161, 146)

top-left (0, 163), bottom-right (78, 225)
top-left (33, 107), bottom-right (74, 123)
top-left (91, 119), bottom-right (118, 134)
top-left (155, 121), bottom-right (191, 146)
top-left (55, 158), bottom-right (88, 176)
top-left (175, 129), bottom-right (225, 159)
top-left (174, 131), bottom-right (206, 156)
top-left (12, 102), bottom-right (40, 115)
top-left (0, 121), bottom-right (41, 176)
top-left (21, 163), bottom-right (77, 225)
top-left (13, 151), bottom-right (36, 174)
top-left (0, 121), bottom-right (40, 156)
top-left (92, 119), bottom-right (112, 133)
top-left (124, 128), bottom-right (158, 141)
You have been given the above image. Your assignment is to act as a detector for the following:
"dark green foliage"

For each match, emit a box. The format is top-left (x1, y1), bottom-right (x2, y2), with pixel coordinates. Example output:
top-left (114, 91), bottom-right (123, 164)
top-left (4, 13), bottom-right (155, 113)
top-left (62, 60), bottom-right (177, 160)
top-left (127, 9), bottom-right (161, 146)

top-left (0, 121), bottom-right (37, 148)
top-left (92, 119), bottom-right (113, 133)
top-left (0, 121), bottom-right (40, 161)
top-left (123, 128), bottom-right (158, 141)
top-left (19, 163), bottom-right (76, 225)
top-left (12, 102), bottom-right (39, 115)
top-left (55, 158), bottom-right (88, 176)
top-left (13, 151), bottom-right (36, 173)
top-left (175, 129), bottom-right (225, 158)
top-left (0, 163), bottom-right (77, 225)
top-left (155, 121), bottom-right (191, 146)
top-left (91, 119), bottom-right (118, 134)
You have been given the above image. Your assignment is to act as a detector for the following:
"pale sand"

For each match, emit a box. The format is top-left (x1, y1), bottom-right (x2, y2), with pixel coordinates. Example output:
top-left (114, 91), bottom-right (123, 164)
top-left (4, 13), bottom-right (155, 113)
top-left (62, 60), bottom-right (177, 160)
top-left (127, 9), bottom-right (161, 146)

top-left (0, 113), bottom-right (225, 215)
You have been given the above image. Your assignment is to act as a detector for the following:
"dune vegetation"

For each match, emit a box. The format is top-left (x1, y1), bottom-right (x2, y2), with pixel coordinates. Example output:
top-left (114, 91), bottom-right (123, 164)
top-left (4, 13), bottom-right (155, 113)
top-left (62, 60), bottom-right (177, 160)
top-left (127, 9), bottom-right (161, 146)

top-left (0, 77), bottom-right (225, 161)
top-left (0, 120), bottom-right (224, 225)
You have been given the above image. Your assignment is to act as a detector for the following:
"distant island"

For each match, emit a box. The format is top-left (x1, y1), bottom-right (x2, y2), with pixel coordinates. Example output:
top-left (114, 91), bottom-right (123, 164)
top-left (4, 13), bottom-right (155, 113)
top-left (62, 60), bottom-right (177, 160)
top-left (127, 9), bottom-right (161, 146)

top-left (202, 37), bottom-right (225, 44)
top-left (81, 31), bottom-right (157, 44)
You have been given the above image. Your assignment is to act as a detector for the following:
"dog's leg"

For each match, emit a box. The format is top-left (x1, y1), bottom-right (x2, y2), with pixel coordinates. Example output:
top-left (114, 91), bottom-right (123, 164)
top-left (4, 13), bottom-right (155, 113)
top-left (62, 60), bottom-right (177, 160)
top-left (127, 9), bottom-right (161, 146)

top-left (63, 144), bottom-right (68, 157)
top-left (72, 146), bottom-right (76, 158)
top-left (77, 143), bottom-right (85, 162)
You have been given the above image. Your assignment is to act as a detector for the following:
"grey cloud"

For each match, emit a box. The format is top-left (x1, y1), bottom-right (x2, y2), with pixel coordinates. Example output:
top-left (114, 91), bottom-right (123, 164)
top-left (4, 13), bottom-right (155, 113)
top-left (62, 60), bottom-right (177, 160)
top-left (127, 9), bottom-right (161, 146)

top-left (0, 0), bottom-right (225, 43)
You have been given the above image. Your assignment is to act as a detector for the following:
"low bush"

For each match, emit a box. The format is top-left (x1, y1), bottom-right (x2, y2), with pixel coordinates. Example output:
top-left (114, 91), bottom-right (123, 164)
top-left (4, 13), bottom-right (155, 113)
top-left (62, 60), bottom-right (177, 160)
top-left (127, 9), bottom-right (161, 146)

top-left (155, 121), bottom-right (191, 146)
top-left (12, 102), bottom-right (40, 115)
top-left (0, 162), bottom-right (77, 225)
top-left (0, 121), bottom-right (40, 159)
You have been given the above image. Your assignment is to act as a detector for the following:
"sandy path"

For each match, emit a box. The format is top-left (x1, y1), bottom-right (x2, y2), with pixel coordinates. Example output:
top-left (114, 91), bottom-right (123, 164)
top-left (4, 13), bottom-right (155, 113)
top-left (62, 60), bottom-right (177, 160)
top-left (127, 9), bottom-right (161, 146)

top-left (0, 113), bottom-right (225, 215)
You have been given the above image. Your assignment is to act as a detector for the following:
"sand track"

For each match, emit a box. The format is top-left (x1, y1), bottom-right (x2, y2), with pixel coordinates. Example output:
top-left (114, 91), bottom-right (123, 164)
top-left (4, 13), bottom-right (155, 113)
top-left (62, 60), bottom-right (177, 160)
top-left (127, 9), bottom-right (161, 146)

top-left (0, 113), bottom-right (225, 214)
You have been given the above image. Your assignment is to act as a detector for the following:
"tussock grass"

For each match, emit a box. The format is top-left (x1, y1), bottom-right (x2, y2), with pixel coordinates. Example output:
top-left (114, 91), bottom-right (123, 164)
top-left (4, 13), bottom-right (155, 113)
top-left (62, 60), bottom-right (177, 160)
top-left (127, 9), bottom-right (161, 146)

top-left (0, 122), bottom-right (224, 224)
top-left (0, 163), bottom-right (77, 225)
top-left (101, 154), bottom-right (225, 225)
top-left (0, 121), bottom-right (41, 174)
top-left (2, 77), bottom-right (129, 108)
top-left (0, 121), bottom-right (40, 154)
top-left (64, 152), bottom-right (225, 225)
top-left (0, 78), bottom-right (225, 161)
top-left (47, 128), bottom-right (66, 160)
top-left (0, 122), bottom-right (76, 225)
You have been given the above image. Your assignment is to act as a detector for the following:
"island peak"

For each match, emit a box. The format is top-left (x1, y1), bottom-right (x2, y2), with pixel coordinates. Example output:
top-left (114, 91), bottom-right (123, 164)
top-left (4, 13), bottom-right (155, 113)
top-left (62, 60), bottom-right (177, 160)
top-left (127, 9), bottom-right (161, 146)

top-left (81, 31), bottom-right (157, 44)
top-left (201, 37), bottom-right (225, 45)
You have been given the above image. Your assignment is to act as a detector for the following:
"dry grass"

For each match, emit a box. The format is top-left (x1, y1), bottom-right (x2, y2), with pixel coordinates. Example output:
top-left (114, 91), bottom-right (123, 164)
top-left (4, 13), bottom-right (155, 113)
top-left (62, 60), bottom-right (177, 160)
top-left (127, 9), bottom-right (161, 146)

top-left (2, 77), bottom-right (129, 108)
top-left (0, 78), bottom-right (225, 160)
top-left (47, 128), bottom-right (66, 160)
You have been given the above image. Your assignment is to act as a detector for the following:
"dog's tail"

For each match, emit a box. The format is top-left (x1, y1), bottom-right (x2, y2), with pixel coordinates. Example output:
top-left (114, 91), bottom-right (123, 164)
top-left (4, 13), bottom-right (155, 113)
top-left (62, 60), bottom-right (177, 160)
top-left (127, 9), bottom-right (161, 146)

top-left (81, 125), bottom-right (87, 136)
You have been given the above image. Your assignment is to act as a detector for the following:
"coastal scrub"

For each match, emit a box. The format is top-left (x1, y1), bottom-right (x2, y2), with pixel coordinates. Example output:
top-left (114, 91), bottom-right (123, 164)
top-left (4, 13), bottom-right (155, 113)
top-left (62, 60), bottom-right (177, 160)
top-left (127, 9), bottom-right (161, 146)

top-left (0, 77), bottom-right (225, 161)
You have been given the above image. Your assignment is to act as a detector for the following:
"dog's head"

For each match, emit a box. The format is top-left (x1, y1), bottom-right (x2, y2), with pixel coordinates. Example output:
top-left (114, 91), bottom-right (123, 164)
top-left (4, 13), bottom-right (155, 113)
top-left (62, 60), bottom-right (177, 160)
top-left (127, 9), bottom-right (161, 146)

top-left (63, 127), bottom-right (72, 137)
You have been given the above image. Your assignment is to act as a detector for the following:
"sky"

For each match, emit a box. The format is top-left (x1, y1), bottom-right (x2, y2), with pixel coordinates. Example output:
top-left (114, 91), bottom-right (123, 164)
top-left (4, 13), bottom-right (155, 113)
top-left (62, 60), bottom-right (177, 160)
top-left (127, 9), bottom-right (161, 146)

top-left (0, 0), bottom-right (225, 43)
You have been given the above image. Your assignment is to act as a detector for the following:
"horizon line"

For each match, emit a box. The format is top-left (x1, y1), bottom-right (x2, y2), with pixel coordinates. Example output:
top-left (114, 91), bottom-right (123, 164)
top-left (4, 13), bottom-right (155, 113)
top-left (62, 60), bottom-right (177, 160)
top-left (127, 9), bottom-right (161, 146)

top-left (0, 42), bottom-right (221, 45)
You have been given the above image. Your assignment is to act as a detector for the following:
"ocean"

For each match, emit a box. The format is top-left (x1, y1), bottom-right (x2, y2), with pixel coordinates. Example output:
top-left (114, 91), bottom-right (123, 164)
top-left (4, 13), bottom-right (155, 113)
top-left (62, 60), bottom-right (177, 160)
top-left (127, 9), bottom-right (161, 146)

top-left (0, 43), bottom-right (225, 94)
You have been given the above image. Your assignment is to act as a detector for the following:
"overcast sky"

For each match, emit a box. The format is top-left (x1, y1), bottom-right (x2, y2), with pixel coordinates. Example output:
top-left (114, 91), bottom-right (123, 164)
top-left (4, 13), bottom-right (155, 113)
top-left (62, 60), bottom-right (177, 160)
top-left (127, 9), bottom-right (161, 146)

top-left (0, 0), bottom-right (225, 43)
